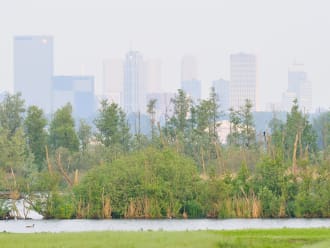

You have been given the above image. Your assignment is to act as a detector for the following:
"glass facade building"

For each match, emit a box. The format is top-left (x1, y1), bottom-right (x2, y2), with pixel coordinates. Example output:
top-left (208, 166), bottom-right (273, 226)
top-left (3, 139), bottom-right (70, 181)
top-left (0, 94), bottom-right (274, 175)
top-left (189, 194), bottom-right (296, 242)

top-left (123, 51), bottom-right (146, 114)
top-left (14, 36), bottom-right (53, 113)
top-left (52, 76), bottom-right (95, 119)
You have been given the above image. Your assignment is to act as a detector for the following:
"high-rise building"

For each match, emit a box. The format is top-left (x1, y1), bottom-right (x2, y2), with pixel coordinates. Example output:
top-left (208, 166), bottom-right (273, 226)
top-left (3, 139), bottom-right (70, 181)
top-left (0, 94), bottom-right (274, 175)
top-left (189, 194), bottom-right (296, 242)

top-left (181, 55), bottom-right (201, 102)
top-left (286, 64), bottom-right (312, 112)
top-left (123, 50), bottom-right (146, 113)
top-left (52, 76), bottom-right (95, 119)
top-left (14, 36), bottom-right (53, 113)
top-left (230, 53), bottom-right (258, 111)
top-left (212, 79), bottom-right (230, 112)
top-left (103, 59), bottom-right (124, 105)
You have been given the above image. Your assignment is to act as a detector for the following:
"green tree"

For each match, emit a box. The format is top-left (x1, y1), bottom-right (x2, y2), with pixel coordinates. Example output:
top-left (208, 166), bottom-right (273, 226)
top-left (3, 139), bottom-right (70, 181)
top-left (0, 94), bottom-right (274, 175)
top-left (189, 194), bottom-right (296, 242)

top-left (240, 99), bottom-right (256, 148)
top-left (147, 98), bottom-right (157, 141)
top-left (228, 107), bottom-right (242, 146)
top-left (77, 119), bottom-right (92, 152)
top-left (94, 100), bottom-right (130, 150)
top-left (74, 148), bottom-right (199, 219)
top-left (0, 93), bottom-right (25, 137)
top-left (209, 87), bottom-right (221, 139)
top-left (0, 93), bottom-right (32, 191)
top-left (49, 103), bottom-right (79, 152)
top-left (168, 89), bottom-right (191, 135)
top-left (24, 106), bottom-right (48, 171)
top-left (228, 99), bottom-right (255, 148)
top-left (268, 113), bottom-right (285, 158)
top-left (195, 88), bottom-right (221, 140)
top-left (283, 99), bottom-right (317, 162)
top-left (314, 111), bottom-right (330, 159)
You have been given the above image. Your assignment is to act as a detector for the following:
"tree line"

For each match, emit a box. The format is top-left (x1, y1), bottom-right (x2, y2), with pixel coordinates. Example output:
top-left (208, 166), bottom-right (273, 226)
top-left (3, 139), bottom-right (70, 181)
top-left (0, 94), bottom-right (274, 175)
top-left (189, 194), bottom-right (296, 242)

top-left (0, 90), bottom-right (329, 219)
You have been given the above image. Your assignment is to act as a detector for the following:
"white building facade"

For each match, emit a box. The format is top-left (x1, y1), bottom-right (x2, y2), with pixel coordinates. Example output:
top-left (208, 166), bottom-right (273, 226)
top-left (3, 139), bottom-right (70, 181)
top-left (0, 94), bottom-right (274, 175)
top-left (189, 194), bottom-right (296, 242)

top-left (230, 53), bottom-right (258, 111)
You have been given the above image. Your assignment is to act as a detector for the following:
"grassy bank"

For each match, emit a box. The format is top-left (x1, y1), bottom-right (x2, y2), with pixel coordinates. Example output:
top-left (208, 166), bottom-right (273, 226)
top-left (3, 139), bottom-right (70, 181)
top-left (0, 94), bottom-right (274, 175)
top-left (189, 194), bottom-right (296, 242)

top-left (0, 229), bottom-right (330, 248)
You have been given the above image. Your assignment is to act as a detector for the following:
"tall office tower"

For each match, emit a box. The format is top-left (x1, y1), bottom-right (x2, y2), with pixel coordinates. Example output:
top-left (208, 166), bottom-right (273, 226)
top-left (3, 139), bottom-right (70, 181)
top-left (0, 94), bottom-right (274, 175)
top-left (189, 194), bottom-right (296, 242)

top-left (14, 36), bottom-right (53, 113)
top-left (230, 53), bottom-right (258, 111)
top-left (123, 50), bottom-right (146, 113)
top-left (181, 55), bottom-right (201, 102)
top-left (145, 59), bottom-right (162, 93)
top-left (103, 59), bottom-right (124, 105)
top-left (286, 64), bottom-right (312, 113)
top-left (52, 76), bottom-right (95, 119)
top-left (212, 79), bottom-right (230, 112)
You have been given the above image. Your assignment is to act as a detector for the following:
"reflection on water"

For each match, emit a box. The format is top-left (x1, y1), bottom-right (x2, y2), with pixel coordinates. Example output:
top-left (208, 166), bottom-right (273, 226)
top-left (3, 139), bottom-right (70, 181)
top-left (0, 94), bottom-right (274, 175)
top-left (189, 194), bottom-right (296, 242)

top-left (1, 219), bottom-right (330, 233)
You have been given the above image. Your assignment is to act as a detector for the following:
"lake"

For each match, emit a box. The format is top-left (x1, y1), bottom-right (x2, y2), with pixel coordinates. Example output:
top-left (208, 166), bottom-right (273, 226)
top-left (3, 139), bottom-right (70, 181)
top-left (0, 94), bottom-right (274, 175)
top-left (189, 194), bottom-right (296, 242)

top-left (1, 219), bottom-right (330, 233)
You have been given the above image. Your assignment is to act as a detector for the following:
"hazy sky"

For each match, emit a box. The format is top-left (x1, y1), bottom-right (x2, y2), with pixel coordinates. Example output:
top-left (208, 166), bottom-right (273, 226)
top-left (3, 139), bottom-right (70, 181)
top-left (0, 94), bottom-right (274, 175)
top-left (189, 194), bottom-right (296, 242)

top-left (1, 0), bottom-right (330, 110)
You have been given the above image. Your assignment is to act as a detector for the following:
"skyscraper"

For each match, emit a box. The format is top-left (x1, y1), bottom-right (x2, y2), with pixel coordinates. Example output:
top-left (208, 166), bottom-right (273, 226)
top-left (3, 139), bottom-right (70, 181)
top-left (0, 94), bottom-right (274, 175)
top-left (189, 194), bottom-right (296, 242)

top-left (103, 59), bottom-right (124, 105)
top-left (230, 53), bottom-right (258, 111)
top-left (284, 64), bottom-right (312, 112)
top-left (52, 76), bottom-right (95, 119)
top-left (180, 55), bottom-right (201, 102)
top-left (212, 79), bottom-right (230, 112)
top-left (14, 36), bottom-right (53, 113)
top-left (123, 50), bottom-right (146, 113)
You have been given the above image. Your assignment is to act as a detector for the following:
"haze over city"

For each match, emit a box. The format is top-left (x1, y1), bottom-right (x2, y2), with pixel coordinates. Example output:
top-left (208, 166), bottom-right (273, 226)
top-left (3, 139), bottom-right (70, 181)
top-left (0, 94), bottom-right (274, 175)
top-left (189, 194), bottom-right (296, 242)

top-left (0, 0), bottom-right (330, 111)
top-left (3, 1), bottom-right (330, 243)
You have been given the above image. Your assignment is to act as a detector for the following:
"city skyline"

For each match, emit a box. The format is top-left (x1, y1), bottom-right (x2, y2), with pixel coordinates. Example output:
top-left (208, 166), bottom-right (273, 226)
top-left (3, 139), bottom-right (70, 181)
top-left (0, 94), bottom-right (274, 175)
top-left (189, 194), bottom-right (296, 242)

top-left (1, 0), bottom-right (329, 111)
top-left (11, 35), bottom-right (312, 115)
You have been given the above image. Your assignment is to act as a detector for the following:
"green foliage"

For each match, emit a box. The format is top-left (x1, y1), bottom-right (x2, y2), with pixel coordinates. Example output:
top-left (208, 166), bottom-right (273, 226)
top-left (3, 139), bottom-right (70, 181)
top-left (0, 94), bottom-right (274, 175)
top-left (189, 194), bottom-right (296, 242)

top-left (0, 199), bottom-right (10, 219)
top-left (77, 119), bottom-right (92, 152)
top-left (49, 103), bottom-right (79, 152)
top-left (0, 93), bottom-right (25, 137)
top-left (167, 89), bottom-right (191, 136)
top-left (74, 148), bottom-right (200, 218)
top-left (94, 100), bottom-right (130, 151)
top-left (282, 99), bottom-right (317, 160)
top-left (258, 187), bottom-right (280, 217)
top-left (0, 93), bottom-right (329, 220)
top-left (0, 93), bottom-right (30, 173)
top-left (24, 106), bottom-right (48, 171)
top-left (147, 98), bottom-right (157, 141)
top-left (314, 111), bottom-right (330, 160)
top-left (228, 99), bottom-right (256, 148)
top-left (294, 170), bottom-right (330, 218)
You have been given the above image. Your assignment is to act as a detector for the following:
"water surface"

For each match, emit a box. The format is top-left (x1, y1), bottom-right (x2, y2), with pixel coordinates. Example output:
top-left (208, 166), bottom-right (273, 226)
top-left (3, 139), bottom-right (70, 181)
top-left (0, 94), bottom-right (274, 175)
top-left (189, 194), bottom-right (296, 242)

top-left (1, 219), bottom-right (330, 233)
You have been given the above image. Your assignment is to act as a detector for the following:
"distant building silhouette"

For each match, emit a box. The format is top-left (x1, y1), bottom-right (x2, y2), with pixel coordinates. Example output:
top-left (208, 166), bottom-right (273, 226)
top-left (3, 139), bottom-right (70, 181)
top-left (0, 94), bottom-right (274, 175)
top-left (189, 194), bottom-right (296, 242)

top-left (14, 36), bottom-right (53, 113)
top-left (283, 64), bottom-right (312, 112)
top-left (123, 51), bottom-right (146, 113)
top-left (212, 79), bottom-right (230, 113)
top-left (230, 53), bottom-right (258, 111)
top-left (180, 55), bottom-right (201, 103)
top-left (181, 79), bottom-right (201, 103)
top-left (52, 76), bottom-right (95, 119)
